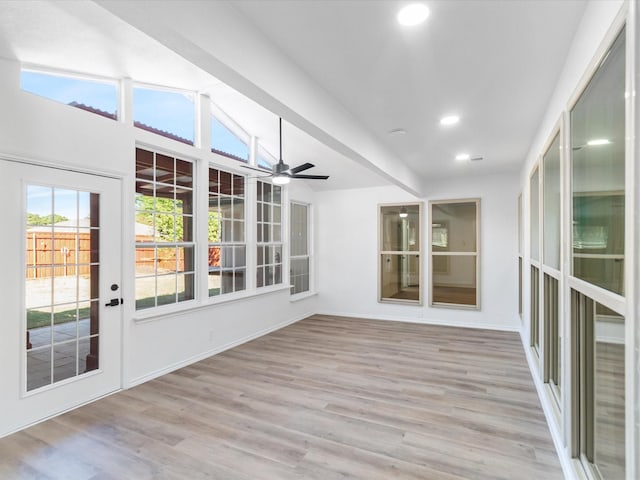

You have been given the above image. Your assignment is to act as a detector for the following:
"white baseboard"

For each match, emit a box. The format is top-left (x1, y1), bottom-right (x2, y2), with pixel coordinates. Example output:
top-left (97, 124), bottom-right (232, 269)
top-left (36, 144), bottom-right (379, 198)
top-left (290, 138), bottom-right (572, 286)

top-left (316, 310), bottom-right (519, 332)
top-left (519, 325), bottom-right (577, 480)
top-left (128, 311), bottom-right (314, 387)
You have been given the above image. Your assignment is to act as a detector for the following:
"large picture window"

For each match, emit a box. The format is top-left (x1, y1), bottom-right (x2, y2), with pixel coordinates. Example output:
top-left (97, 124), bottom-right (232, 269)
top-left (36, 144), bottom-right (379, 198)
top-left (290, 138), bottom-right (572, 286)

top-left (290, 202), bottom-right (310, 295)
top-left (379, 203), bottom-right (422, 304)
top-left (256, 181), bottom-right (282, 288)
top-left (430, 200), bottom-right (479, 308)
top-left (208, 168), bottom-right (246, 297)
top-left (134, 148), bottom-right (195, 310)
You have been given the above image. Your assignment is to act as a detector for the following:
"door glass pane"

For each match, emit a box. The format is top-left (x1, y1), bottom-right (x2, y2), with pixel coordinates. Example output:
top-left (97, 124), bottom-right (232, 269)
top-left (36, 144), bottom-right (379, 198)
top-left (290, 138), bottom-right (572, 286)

top-left (432, 255), bottom-right (477, 306)
top-left (25, 185), bottom-right (100, 391)
top-left (530, 167), bottom-right (539, 261)
top-left (571, 28), bottom-right (625, 296)
top-left (543, 134), bottom-right (561, 269)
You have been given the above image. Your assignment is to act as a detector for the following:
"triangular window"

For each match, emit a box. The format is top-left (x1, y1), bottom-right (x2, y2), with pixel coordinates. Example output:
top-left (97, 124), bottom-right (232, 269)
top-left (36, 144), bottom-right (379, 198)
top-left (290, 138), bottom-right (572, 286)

top-left (133, 86), bottom-right (195, 145)
top-left (210, 114), bottom-right (250, 162)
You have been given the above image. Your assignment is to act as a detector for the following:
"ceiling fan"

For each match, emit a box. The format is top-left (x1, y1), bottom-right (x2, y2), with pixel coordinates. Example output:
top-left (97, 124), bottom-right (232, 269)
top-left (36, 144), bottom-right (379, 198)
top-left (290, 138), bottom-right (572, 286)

top-left (242, 118), bottom-right (329, 185)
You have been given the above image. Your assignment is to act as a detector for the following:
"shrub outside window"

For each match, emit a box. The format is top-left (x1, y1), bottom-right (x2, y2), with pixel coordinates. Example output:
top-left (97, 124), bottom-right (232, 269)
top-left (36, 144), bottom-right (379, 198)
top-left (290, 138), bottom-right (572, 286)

top-left (134, 148), bottom-right (195, 310)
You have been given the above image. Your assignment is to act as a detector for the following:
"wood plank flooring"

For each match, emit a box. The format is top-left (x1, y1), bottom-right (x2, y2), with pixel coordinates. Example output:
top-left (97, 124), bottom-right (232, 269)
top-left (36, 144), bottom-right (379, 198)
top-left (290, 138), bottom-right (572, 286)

top-left (0, 315), bottom-right (564, 479)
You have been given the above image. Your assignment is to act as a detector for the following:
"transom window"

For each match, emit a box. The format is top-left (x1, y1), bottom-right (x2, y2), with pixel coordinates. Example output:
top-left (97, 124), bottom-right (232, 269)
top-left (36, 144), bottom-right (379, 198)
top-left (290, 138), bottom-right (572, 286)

top-left (21, 69), bottom-right (118, 120)
top-left (210, 113), bottom-right (250, 162)
top-left (133, 86), bottom-right (195, 145)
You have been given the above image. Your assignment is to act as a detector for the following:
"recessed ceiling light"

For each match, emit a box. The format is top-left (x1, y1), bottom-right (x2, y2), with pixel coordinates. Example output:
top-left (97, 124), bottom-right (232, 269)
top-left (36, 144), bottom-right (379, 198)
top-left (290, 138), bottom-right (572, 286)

top-left (440, 115), bottom-right (460, 126)
top-left (397, 3), bottom-right (430, 26)
top-left (455, 153), bottom-right (470, 161)
top-left (388, 128), bottom-right (407, 136)
top-left (587, 138), bottom-right (611, 146)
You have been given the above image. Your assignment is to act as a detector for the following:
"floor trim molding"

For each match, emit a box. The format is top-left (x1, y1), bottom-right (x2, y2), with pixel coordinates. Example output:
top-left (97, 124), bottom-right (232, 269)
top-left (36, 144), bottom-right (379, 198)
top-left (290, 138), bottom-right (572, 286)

top-left (316, 310), bottom-right (520, 332)
top-left (128, 311), bottom-right (315, 387)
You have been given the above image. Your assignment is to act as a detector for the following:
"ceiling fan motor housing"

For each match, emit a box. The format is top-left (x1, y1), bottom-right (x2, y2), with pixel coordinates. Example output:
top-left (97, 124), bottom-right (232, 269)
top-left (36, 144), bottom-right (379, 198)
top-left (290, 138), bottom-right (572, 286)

top-left (274, 161), bottom-right (290, 174)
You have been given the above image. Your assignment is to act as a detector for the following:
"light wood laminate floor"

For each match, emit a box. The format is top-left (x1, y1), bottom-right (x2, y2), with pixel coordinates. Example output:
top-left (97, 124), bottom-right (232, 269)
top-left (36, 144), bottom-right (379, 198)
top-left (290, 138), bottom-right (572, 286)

top-left (0, 315), bottom-right (564, 479)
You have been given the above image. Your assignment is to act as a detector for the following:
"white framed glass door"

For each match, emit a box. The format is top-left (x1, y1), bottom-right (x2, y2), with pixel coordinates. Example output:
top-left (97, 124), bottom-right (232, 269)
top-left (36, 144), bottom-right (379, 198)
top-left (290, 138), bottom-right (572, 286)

top-left (0, 159), bottom-right (122, 437)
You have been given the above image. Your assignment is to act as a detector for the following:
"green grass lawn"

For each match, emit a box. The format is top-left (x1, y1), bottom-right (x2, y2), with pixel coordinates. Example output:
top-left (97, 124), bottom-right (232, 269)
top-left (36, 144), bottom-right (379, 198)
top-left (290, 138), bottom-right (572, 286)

top-left (27, 306), bottom-right (91, 329)
top-left (28, 290), bottom-right (223, 329)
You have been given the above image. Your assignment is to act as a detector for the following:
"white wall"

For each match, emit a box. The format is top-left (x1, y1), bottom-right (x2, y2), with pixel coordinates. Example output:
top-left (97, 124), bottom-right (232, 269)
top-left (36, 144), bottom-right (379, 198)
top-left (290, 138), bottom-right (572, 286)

top-left (0, 57), bottom-right (318, 436)
top-left (316, 172), bottom-right (519, 331)
top-left (520, 0), bottom-right (625, 186)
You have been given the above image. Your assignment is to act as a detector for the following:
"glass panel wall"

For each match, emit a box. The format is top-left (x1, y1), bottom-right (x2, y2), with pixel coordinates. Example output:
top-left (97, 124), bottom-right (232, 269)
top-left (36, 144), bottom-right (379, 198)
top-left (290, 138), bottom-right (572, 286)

top-left (544, 274), bottom-right (560, 402)
top-left (543, 133), bottom-right (561, 270)
top-left (379, 203), bottom-right (421, 303)
top-left (530, 167), bottom-right (540, 262)
top-left (572, 291), bottom-right (625, 480)
top-left (571, 28), bottom-right (625, 296)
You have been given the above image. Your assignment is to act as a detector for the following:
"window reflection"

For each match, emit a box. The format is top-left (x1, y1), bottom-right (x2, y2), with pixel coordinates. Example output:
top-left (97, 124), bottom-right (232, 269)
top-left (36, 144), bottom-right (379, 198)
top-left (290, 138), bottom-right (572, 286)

top-left (571, 28), bottom-right (625, 296)
top-left (379, 204), bottom-right (421, 304)
top-left (430, 200), bottom-right (478, 308)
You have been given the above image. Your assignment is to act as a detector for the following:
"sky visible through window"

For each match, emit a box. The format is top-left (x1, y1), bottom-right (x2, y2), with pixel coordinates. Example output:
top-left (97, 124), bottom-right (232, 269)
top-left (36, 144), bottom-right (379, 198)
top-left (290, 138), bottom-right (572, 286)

top-left (21, 71), bottom-right (118, 117)
top-left (133, 87), bottom-right (195, 142)
top-left (27, 185), bottom-right (88, 221)
top-left (21, 70), bottom-right (267, 163)
top-left (211, 115), bottom-right (249, 160)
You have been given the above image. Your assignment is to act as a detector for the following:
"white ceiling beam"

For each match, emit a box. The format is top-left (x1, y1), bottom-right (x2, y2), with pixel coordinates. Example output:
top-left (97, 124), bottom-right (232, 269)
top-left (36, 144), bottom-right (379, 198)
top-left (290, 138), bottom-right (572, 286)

top-left (95, 0), bottom-right (423, 196)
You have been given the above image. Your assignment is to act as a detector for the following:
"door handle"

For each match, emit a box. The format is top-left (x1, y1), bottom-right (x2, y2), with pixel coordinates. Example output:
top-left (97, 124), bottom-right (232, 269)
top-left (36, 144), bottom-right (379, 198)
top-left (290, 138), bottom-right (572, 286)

top-left (105, 298), bottom-right (123, 307)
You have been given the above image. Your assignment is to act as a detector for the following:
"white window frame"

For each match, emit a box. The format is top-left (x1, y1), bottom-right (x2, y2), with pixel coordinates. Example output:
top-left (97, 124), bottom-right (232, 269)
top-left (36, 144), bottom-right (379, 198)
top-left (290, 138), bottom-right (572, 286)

top-left (289, 201), bottom-right (312, 297)
top-left (256, 180), bottom-right (283, 289)
top-left (207, 166), bottom-right (247, 298)
top-left (134, 146), bottom-right (197, 312)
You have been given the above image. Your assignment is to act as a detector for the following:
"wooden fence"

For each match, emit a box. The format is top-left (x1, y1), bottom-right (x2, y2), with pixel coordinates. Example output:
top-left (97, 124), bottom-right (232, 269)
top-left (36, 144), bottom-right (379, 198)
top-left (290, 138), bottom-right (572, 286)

top-left (26, 231), bottom-right (221, 278)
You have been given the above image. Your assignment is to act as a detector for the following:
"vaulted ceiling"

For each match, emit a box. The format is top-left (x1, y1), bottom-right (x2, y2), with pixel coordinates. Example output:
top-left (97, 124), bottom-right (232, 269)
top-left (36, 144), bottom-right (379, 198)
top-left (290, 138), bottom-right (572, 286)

top-left (0, 0), bottom-right (588, 194)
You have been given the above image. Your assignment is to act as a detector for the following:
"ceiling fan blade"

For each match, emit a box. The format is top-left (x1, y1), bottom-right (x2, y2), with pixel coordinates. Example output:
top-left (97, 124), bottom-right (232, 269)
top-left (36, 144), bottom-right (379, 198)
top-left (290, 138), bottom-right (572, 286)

top-left (241, 164), bottom-right (272, 174)
top-left (289, 162), bottom-right (315, 174)
top-left (291, 174), bottom-right (330, 180)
